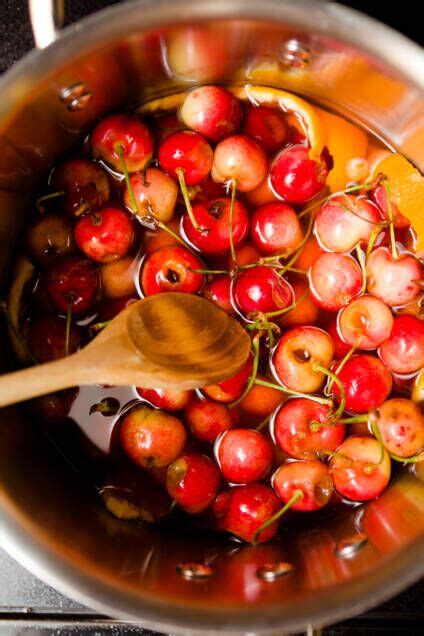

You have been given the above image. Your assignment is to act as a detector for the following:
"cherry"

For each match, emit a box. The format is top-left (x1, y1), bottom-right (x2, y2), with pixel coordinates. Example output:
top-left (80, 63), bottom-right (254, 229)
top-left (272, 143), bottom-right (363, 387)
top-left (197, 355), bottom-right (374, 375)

top-left (295, 236), bottom-right (325, 271)
top-left (327, 319), bottom-right (351, 358)
top-left (315, 195), bottom-right (381, 253)
top-left (272, 398), bottom-right (345, 459)
top-left (91, 114), bottom-right (154, 172)
top-left (180, 85), bottom-right (242, 142)
top-left (100, 255), bottom-right (138, 299)
top-left (191, 176), bottom-right (227, 202)
top-left (44, 255), bottom-right (101, 315)
top-left (309, 253), bottom-right (363, 312)
top-left (123, 167), bottom-right (178, 223)
top-left (136, 387), bottom-right (193, 412)
top-left (227, 243), bottom-right (261, 268)
top-left (279, 279), bottom-right (320, 328)
top-left (203, 354), bottom-right (253, 403)
top-left (75, 207), bottom-right (134, 264)
top-left (141, 246), bottom-right (205, 296)
top-left (245, 176), bottom-right (278, 207)
top-left (184, 394), bottom-right (235, 443)
top-left (29, 315), bottom-right (80, 362)
top-left (329, 436), bottom-right (391, 501)
top-left (120, 405), bottom-right (187, 468)
top-left (51, 158), bottom-right (110, 217)
top-left (376, 398), bottom-right (423, 458)
top-left (272, 459), bottom-right (334, 511)
top-left (212, 135), bottom-right (267, 192)
top-left (213, 483), bottom-right (281, 544)
top-left (250, 202), bottom-right (303, 256)
top-left (203, 276), bottom-right (234, 315)
top-left (158, 130), bottom-right (213, 186)
top-left (215, 428), bottom-right (273, 484)
top-left (182, 197), bottom-right (249, 255)
top-left (166, 452), bottom-right (220, 513)
top-left (154, 113), bottom-right (183, 142)
top-left (333, 354), bottom-right (392, 414)
top-left (33, 389), bottom-right (77, 422)
top-left (233, 266), bottom-right (294, 317)
top-left (272, 326), bottom-right (334, 393)
top-left (270, 145), bottom-right (328, 204)
top-left (25, 213), bottom-right (75, 267)
top-left (97, 295), bottom-right (138, 322)
top-left (379, 315), bottom-right (424, 375)
top-left (371, 185), bottom-right (410, 229)
top-left (144, 217), bottom-right (181, 254)
top-left (366, 246), bottom-right (421, 307)
top-left (338, 295), bottom-right (394, 349)
top-left (236, 374), bottom-right (283, 426)
top-left (242, 105), bottom-right (288, 153)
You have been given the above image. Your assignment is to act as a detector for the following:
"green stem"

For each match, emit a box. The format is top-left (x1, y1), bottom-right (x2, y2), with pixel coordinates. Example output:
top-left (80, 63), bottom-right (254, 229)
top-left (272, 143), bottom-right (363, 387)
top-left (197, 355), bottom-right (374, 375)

top-left (253, 378), bottom-right (333, 406)
top-left (89, 320), bottom-right (111, 337)
top-left (383, 180), bottom-right (398, 260)
top-left (230, 335), bottom-right (260, 408)
top-left (253, 490), bottom-right (303, 544)
top-left (329, 337), bottom-right (362, 392)
top-left (36, 191), bottom-right (65, 214)
top-left (116, 144), bottom-right (138, 214)
top-left (356, 245), bottom-right (367, 295)
top-left (312, 363), bottom-right (346, 421)
top-left (256, 415), bottom-right (271, 432)
top-left (263, 291), bottom-right (308, 320)
top-left (297, 183), bottom-right (374, 220)
top-left (176, 167), bottom-right (205, 232)
top-left (189, 268), bottom-right (229, 275)
top-left (366, 226), bottom-right (381, 261)
top-left (278, 212), bottom-right (314, 275)
top-left (364, 421), bottom-right (386, 473)
top-left (390, 451), bottom-right (424, 464)
top-left (336, 414), bottom-right (370, 424)
top-left (0, 300), bottom-right (38, 365)
top-left (228, 178), bottom-right (238, 267)
top-left (65, 297), bottom-right (73, 356)
top-left (320, 449), bottom-right (354, 465)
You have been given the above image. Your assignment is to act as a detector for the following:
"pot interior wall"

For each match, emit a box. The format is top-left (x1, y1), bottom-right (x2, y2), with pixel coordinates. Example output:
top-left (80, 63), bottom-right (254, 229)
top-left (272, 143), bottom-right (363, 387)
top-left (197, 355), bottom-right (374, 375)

top-left (0, 10), bottom-right (423, 634)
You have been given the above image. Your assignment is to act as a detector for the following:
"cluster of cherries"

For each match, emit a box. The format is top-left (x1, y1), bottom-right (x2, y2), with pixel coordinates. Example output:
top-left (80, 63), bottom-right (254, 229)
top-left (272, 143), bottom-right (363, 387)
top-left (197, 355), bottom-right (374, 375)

top-left (15, 84), bottom-right (424, 545)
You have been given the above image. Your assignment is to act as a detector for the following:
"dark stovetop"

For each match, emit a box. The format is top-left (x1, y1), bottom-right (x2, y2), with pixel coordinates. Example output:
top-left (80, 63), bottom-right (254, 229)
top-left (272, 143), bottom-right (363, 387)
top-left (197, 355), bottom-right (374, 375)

top-left (0, 1), bottom-right (422, 634)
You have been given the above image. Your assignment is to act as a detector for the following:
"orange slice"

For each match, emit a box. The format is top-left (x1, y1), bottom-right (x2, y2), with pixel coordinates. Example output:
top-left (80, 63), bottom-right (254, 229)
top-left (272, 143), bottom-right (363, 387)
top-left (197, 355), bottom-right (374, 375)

top-left (372, 153), bottom-right (424, 255)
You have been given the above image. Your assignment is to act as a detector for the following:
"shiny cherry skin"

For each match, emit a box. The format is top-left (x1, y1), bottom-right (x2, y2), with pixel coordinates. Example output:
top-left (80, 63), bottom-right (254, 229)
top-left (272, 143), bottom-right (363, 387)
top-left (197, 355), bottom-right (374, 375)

top-left (25, 213), bottom-right (75, 267)
top-left (329, 436), bottom-right (391, 501)
top-left (272, 398), bottom-right (346, 459)
top-left (75, 207), bottom-right (134, 264)
top-left (213, 483), bottom-right (281, 544)
top-left (136, 387), bottom-right (193, 412)
top-left (212, 135), bottom-right (267, 192)
top-left (29, 315), bottom-right (81, 362)
top-left (215, 429), bottom-right (273, 484)
top-left (123, 167), bottom-right (178, 223)
top-left (376, 398), bottom-right (423, 458)
top-left (180, 85), bottom-right (242, 142)
top-left (184, 395), bottom-right (236, 443)
top-left (91, 114), bottom-right (154, 172)
top-left (203, 354), bottom-right (253, 403)
top-left (272, 459), bottom-right (334, 511)
top-left (166, 452), bottom-right (220, 513)
top-left (366, 246), bottom-right (422, 307)
top-left (233, 266), bottom-right (293, 317)
top-left (242, 105), bottom-right (288, 152)
top-left (309, 253), bottom-right (363, 312)
top-left (327, 319), bottom-right (351, 358)
top-left (338, 295), bottom-right (394, 350)
top-left (279, 279), bottom-right (320, 328)
top-left (250, 202), bottom-right (303, 256)
top-left (182, 197), bottom-right (249, 255)
top-left (371, 185), bottom-right (410, 229)
top-left (270, 145), bottom-right (328, 204)
top-left (120, 405), bottom-right (187, 468)
top-left (333, 354), bottom-right (392, 414)
top-left (158, 130), bottom-right (213, 186)
top-left (141, 246), bottom-right (205, 296)
top-left (203, 275), bottom-right (234, 315)
top-left (51, 158), bottom-right (110, 217)
top-left (44, 255), bottom-right (101, 315)
top-left (100, 255), bottom-right (138, 299)
top-left (379, 315), bottom-right (424, 375)
top-left (236, 375), bottom-right (283, 426)
top-left (272, 326), bottom-right (334, 393)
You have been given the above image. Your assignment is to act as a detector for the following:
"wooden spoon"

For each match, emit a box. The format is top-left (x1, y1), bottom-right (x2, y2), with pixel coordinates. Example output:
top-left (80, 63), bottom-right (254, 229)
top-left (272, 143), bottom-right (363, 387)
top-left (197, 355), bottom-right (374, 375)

top-left (0, 292), bottom-right (251, 408)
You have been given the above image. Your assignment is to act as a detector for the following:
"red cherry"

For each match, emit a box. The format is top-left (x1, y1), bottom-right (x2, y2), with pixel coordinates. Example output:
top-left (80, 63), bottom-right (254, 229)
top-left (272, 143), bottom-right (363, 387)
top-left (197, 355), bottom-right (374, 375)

top-left (158, 130), bottom-right (213, 186)
top-left (25, 213), bottom-right (75, 267)
top-left (212, 135), bottom-right (267, 192)
top-left (182, 197), bottom-right (249, 255)
top-left (191, 176), bottom-right (227, 202)
top-left (203, 354), bottom-right (253, 403)
top-left (91, 114), bottom-right (154, 172)
top-left (215, 429), bottom-right (273, 484)
top-left (120, 405), bottom-right (187, 468)
top-left (242, 105), bottom-right (288, 152)
top-left (250, 202), bottom-right (303, 256)
top-left (141, 246), bottom-right (205, 296)
top-left (371, 185), bottom-right (410, 229)
top-left (180, 85), bottom-right (242, 142)
top-left (366, 246), bottom-right (422, 307)
top-left (44, 255), bottom-right (101, 315)
top-left (75, 207), bottom-right (134, 264)
top-left (329, 436), bottom-right (391, 501)
top-left (338, 295), bottom-right (394, 350)
top-left (123, 168), bottom-right (178, 223)
top-left (272, 459), bottom-right (334, 511)
top-left (97, 295), bottom-right (138, 321)
top-left (379, 314), bottom-right (424, 375)
top-left (309, 253), bottom-right (363, 312)
top-left (136, 387), bottom-right (193, 412)
top-left (213, 483), bottom-right (281, 543)
top-left (51, 158), bottom-right (110, 217)
top-left (100, 255), bottom-right (138, 300)
top-left (233, 266), bottom-right (293, 316)
top-left (203, 276), bottom-right (234, 315)
top-left (272, 398), bottom-right (345, 459)
top-left (270, 145), bottom-right (327, 204)
top-left (327, 319), bottom-right (352, 359)
top-left (154, 113), bottom-right (183, 142)
top-left (333, 354), bottom-right (392, 414)
top-left (166, 452), bottom-right (220, 513)
top-left (184, 395), bottom-right (235, 442)
top-left (376, 398), bottom-right (423, 458)
top-left (29, 315), bottom-right (80, 362)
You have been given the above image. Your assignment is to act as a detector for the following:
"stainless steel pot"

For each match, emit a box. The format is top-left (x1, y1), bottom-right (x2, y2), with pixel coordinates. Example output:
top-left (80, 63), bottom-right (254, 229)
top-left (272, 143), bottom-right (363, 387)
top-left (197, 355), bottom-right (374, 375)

top-left (0, 1), bottom-right (423, 634)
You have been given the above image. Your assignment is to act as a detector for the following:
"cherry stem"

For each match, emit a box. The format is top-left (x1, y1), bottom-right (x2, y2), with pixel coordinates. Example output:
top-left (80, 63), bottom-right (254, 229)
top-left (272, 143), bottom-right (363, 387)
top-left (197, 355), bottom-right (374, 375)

top-left (64, 296), bottom-right (73, 357)
top-left (383, 180), bottom-right (398, 260)
top-left (116, 144), bottom-right (138, 214)
top-left (176, 167), bottom-right (205, 232)
top-left (278, 212), bottom-right (315, 275)
top-left (0, 300), bottom-right (38, 365)
top-left (312, 363), bottom-right (346, 421)
top-left (329, 336), bottom-right (362, 392)
top-left (253, 378), bottom-right (333, 406)
top-left (355, 245), bottom-right (367, 295)
top-left (256, 414), bottom-right (271, 432)
top-left (297, 183), bottom-right (374, 220)
top-left (253, 490), bottom-right (303, 544)
top-left (36, 191), bottom-right (65, 214)
top-left (364, 421), bottom-right (385, 473)
top-left (263, 291), bottom-right (308, 320)
top-left (155, 220), bottom-right (197, 254)
top-left (230, 335), bottom-right (260, 408)
top-left (338, 201), bottom-right (388, 228)
top-left (189, 268), bottom-right (229, 275)
top-left (336, 413), bottom-right (370, 424)
top-left (89, 320), bottom-right (111, 337)
top-left (228, 178), bottom-right (238, 267)
top-left (390, 451), bottom-right (424, 464)
top-left (167, 499), bottom-right (178, 516)
top-left (320, 449), bottom-right (353, 465)
top-left (366, 226), bottom-right (381, 261)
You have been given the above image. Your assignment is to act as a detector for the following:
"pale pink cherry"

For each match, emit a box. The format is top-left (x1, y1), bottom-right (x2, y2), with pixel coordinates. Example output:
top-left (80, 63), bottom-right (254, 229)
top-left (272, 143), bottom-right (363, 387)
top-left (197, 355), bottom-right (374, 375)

top-left (212, 135), bottom-right (267, 192)
top-left (308, 252), bottom-right (363, 311)
top-left (366, 246), bottom-right (422, 307)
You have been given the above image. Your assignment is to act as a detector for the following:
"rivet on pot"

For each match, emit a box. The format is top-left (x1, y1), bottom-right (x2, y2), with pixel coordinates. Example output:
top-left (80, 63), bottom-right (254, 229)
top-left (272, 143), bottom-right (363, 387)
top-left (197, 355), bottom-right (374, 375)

top-left (176, 562), bottom-right (213, 580)
top-left (256, 561), bottom-right (294, 581)
top-left (335, 532), bottom-right (368, 559)
top-left (59, 83), bottom-right (94, 111)
top-left (279, 39), bottom-right (311, 68)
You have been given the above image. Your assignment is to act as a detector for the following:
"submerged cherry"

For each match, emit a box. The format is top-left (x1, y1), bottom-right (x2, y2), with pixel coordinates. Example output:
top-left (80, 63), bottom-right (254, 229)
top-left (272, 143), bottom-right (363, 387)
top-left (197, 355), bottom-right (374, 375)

top-left (250, 202), bottom-right (303, 256)
top-left (270, 145), bottom-right (328, 204)
top-left (44, 255), bottom-right (101, 315)
top-left (180, 85), bottom-right (242, 142)
top-left (51, 158), bottom-right (110, 217)
top-left (75, 207), bottom-right (134, 264)
top-left (141, 245), bottom-right (205, 295)
top-left (29, 315), bottom-right (80, 362)
top-left (25, 213), bottom-right (75, 267)
top-left (379, 314), bottom-right (424, 375)
top-left (91, 114), bottom-right (154, 172)
top-left (215, 428), bottom-right (273, 484)
top-left (166, 452), bottom-right (220, 513)
top-left (272, 459), bottom-right (334, 511)
top-left (233, 266), bottom-right (293, 317)
top-left (242, 104), bottom-right (288, 153)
